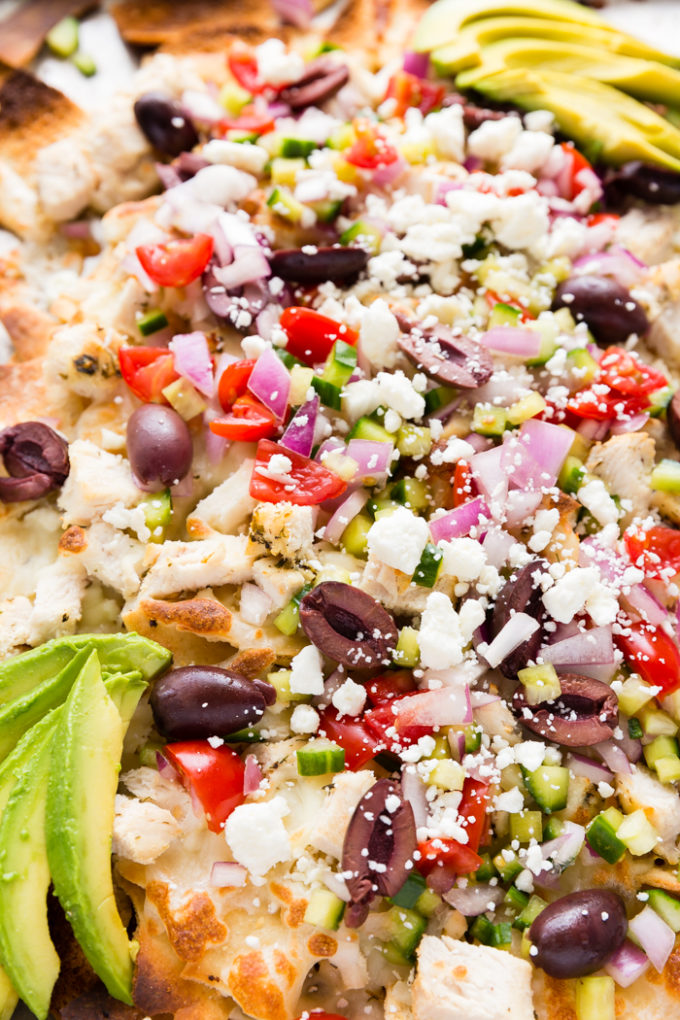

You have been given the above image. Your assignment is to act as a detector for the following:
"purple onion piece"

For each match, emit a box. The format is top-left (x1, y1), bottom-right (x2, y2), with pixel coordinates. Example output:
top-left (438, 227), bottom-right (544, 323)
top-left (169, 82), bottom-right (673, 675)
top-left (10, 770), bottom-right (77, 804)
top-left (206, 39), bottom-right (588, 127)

top-left (342, 779), bottom-right (416, 928)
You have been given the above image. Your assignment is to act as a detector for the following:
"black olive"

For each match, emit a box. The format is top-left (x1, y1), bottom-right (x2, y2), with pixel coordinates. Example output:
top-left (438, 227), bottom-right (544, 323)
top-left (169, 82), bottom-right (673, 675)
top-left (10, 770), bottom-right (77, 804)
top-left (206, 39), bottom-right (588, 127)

top-left (150, 666), bottom-right (276, 740)
top-left (342, 779), bottom-right (416, 928)
top-left (277, 58), bottom-right (349, 110)
top-left (126, 404), bottom-right (193, 491)
top-left (604, 162), bottom-right (680, 207)
top-left (530, 889), bottom-right (627, 979)
top-left (133, 92), bottom-right (199, 157)
top-left (667, 391), bottom-right (680, 450)
top-left (397, 320), bottom-right (493, 390)
top-left (552, 275), bottom-right (649, 346)
top-left (268, 246), bottom-right (369, 285)
top-left (512, 673), bottom-right (618, 746)
top-left (0, 422), bottom-right (70, 502)
top-left (490, 560), bottom-right (547, 678)
top-left (299, 581), bottom-right (398, 671)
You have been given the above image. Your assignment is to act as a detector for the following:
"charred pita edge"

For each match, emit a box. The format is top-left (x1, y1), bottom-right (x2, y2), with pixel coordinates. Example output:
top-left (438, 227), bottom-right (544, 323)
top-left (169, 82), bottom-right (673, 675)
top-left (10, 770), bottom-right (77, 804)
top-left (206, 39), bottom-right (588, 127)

top-left (139, 597), bottom-right (233, 638)
top-left (0, 69), bottom-right (83, 161)
top-left (0, 0), bottom-right (98, 69)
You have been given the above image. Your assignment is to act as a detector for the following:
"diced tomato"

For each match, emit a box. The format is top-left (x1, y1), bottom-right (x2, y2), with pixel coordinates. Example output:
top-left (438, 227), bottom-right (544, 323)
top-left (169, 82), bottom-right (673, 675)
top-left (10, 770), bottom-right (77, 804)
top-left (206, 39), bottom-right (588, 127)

top-left (227, 41), bottom-right (263, 94)
top-left (559, 142), bottom-right (596, 202)
top-left (616, 621), bottom-right (680, 696)
top-left (484, 291), bottom-right (534, 322)
top-left (279, 307), bottom-right (358, 367)
top-left (250, 439), bottom-right (347, 505)
top-left (118, 347), bottom-right (179, 403)
top-left (317, 707), bottom-right (383, 770)
top-left (163, 741), bottom-right (245, 833)
top-left (384, 71), bottom-right (445, 117)
top-left (210, 395), bottom-right (277, 441)
top-left (567, 346), bottom-right (668, 422)
top-left (456, 778), bottom-right (490, 853)
top-left (218, 358), bottom-right (257, 410)
top-left (586, 212), bottom-right (620, 228)
top-left (216, 107), bottom-right (276, 136)
top-left (363, 700), bottom-right (432, 752)
top-left (624, 525), bottom-right (680, 580)
top-left (416, 837), bottom-right (482, 879)
top-left (136, 234), bottom-right (214, 288)
top-left (452, 459), bottom-right (476, 508)
top-left (365, 670), bottom-right (417, 706)
top-left (345, 119), bottom-right (400, 170)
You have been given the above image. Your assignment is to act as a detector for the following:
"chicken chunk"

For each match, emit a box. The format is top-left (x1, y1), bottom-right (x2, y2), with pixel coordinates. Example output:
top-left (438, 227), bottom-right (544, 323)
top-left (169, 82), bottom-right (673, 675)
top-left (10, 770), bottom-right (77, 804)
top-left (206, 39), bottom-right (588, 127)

top-left (139, 535), bottom-right (255, 599)
top-left (75, 521), bottom-right (146, 599)
top-left (58, 439), bottom-right (140, 526)
top-left (251, 557), bottom-right (307, 610)
top-left (616, 765), bottom-right (680, 864)
top-left (585, 432), bottom-right (655, 527)
top-left (616, 208), bottom-right (676, 267)
top-left (359, 556), bottom-right (431, 615)
top-left (112, 794), bottom-right (180, 865)
top-left (308, 770), bottom-right (375, 860)
top-left (648, 298), bottom-right (680, 371)
top-left (187, 459), bottom-right (257, 538)
top-left (411, 936), bottom-right (534, 1020)
top-left (249, 502), bottom-right (316, 563)
top-left (28, 557), bottom-right (86, 646)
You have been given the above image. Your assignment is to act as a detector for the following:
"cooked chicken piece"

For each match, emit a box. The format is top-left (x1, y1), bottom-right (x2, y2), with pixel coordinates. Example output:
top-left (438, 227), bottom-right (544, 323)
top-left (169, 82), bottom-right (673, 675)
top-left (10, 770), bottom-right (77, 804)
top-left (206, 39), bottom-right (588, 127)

top-left (616, 208), bottom-right (676, 266)
top-left (74, 521), bottom-right (145, 599)
top-left (308, 770), bottom-right (375, 860)
top-left (112, 795), bottom-right (180, 865)
top-left (251, 558), bottom-right (307, 610)
top-left (187, 459), bottom-right (257, 538)
top-left (249, 502), bottom-right (316, 563)
top-left (28, 557), bottom-right (86, 645)
top-left (585, 432), bottom-right (655, 527)
top-left (139, 535), bottom-right (255, 599)
top-left (59, 439), bottom-right (140, 526)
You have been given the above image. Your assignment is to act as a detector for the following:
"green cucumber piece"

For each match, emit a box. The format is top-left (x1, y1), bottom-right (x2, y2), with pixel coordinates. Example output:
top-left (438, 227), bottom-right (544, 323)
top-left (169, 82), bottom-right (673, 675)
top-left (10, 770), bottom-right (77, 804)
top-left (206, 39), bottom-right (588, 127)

top-left (296, 740), bottom-right (345, 776)
top-left (347, 416), bottom-right (394, 443)
top-left (472, 404), bottom-right (508, 437)
top-left (389, 871), bottom-right (427, 909)
top-left (493, 850), bottom-right (523, 883)
top-left (471, 915), bottom-right (512, 948)
top-left (488, 302), bottom-right (522, 328)
top-left (274, 584), bottom-right (313, 637)
top-left (643, 734), bottom-right (679, 769)
top-left (339, 220), bottom-right (382, 255)
top-left (509, 810), bottom-right (542, 843)
top-left (137, 308), bottom-right (168, 336)
top-left (391, 476), bottom-right (430, 511)
top-left (72, 52), bottom-right (96, 76)
top-left (505, 885), bottom-right (529, 913)
top-left (647, 888), bottom-right (680, 932)
top-left (648, 385), bottom-right (673, 417)
top-left (280, 138), bottom-right (317, 158)
top-left (586, 812), bottom-right (626, 864)
top-left (651, 458), bottom-right (680, 494)
top-left (575, 975), bottom-right (615, 1020)
top-left (523, 765), bottom-right (569, 813)
top-left (321, 340), bottom-right (357, 388)
top-left (139, 489), bottom-right (172, 542)
top-left (46, 16), bottom-right (79, 57)
top-left (312, 376), bottom-right (342, 410)
top-left (383, 905), bottom-right (427, 959)
top-left (412, 543), bottom-right (443, 588)
top-left (396, 424), bottom-right (431, 458)
top-left (303, 888), bottom-right (345, 930)
top-left (341, 513), bottom-right (372, 557)
top-left (628, 717), bottom-right (644, 739)
top-left (392, 627), bottom-right (420, 668)
top-left (424, 385), bottom-right (457, 413)
top-left (558, 455), bottom-right (587, 494)
top-left (514, 893), bottom-right (547, 931)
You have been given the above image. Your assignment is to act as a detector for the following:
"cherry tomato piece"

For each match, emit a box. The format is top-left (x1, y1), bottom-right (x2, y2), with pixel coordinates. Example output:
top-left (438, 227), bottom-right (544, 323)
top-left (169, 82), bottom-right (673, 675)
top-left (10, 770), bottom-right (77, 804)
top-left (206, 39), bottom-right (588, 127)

top-left (210, 395), bottom-right (278, 441)
top-left (136, 234), bottom-right (214, 288)
top-left (218, 359), bottom-right (257, 410)
top-left (616, 621), bottom-right (680, 696)
top-left (365, 670), bottom-right (417, 706)
top-left (118, 347), bottom-right (179, 403)
top-left (216, 107), bottom-right (276, 136)
top-left (345, 119), bottom-right (400, 170)
top-left (250, 439), bottom-right (347, 505)
top-left (317, 707), bottom-right (383, 770)
top-left (163, 741), bottom-right (245, 833)
top-left (416, 837), bottom-right (482, 878)
top-left (456, 778), bottom-right (490, 853)
top-left (624, 525), bottom-right (680, 580)
top-left (279, 307), bottom-right (358, 367)
top-left (363, 700), bottom-right (432, 751)
top-left (559, 142), bottom-right (596, 202)
top-left (452, 459), bottom-right (476, 508)
top-left (227, 42), bottom-right (263, 94)
top-left (384, 71), bottom-right (445, 117)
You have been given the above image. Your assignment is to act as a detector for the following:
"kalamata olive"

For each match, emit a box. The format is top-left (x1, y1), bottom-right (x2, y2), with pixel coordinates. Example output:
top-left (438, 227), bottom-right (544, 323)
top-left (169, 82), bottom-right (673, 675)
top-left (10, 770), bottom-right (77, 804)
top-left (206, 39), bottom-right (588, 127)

top-left (299, 581), bottom-right (398, 670)
top-left (491, 560), bottom-right (547, 678)
top-left (398, 321), bottom-right (493, 390)
top-left (126, 404), bottom-right (193, 491)
top-left (133, 92), bottom-right (199, 157)
top-left (512, 673), bottom-right (618, 746)
top-left (667, 391), bottom-right (680, 450)
top-left (604, 161), bottom-right (680, 207)
top-left (552, 275), bottom-right (649, 346)
top-left (278, 58), bottom-right (349, 110)
top-left (0, 421), bottom-right (69, 502)
top-left (268, 246), bottom-right (369, 285)
top-left (150, 666), bottom-right (276, 740)
top-left (529, 889), bottom-right (627, 978)
top-left (342, 779), bottom-right (416, 928)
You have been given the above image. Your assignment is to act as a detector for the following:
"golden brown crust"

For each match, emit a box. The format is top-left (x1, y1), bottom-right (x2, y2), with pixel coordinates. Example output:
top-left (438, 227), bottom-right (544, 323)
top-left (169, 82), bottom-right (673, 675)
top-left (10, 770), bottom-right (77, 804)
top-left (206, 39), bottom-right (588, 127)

top-left (111, 0), bottom-right (284, 50)
top-left (139, 597), bottom-right (234, 639)
top-left (59, 526), bottom-right (88, 554)
top-left (0, 0), bottom-right (97, 68)
top-left (229, 646), bottom-right (276, 679)
top-left (146, 882), bottom-right (227, 963)
top-left (0, 301), bottom-right (55, 361)
top-left (0, 359), bottom-right (51, 428)
top-left (0, 70), bottom-right (83, 161)
top-left (122, 604), bottom-right (235, 666)
top-left (227, 952), bottom-right (288, 1020)
top-left (330, 0), bottom-right (430, 68)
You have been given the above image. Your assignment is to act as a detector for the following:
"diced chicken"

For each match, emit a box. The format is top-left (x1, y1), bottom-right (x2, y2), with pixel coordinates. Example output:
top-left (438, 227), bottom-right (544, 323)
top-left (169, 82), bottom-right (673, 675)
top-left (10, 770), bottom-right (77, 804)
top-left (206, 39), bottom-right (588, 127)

top-left (122, 766), bottom-right (190, 814)
top-left (648, 297), bottom-right (680, 371)
top-left (616, 208), bottom-right (676, 267)
top-left (585, 432), bottom-right (655, 527)
top-left (187, 459), bottom-right (257, 538)
top-left (0, 596), bottom-right (32, 659)
top-left (59, 439), bottom-right (140, 526)
top-left (35, 139), bottom-right (97, 222)
top-left (309, 770), bottom-right (375, 859)
top-left (28, 557), bottom-right (86, 646)
top-left (412, 936), bottom-right (534, 1020)
top-left (44, 324), bottom-right (121, 401)
top-left (112, 794), bottom-right (180, 865)
top-left (359, 556), bottom-right (430, 614)
top-left (75, 521), bottom-right (145, 599)
top-left (384, 981), bottom-right (414, 1020)
top-left (616, 765), bottom-right (680, 864)
top-left (139, 535), bottom-right (255, 599)
top-left (251, 557), bottom-right (307, 610)
top-left (249, 502), bottom-right (316, 563)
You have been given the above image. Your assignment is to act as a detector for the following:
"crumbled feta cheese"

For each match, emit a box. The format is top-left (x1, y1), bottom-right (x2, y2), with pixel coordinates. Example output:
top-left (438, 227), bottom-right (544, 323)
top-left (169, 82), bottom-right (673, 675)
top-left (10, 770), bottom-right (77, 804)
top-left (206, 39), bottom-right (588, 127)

top-left (468, 116), bottom-right (523, 163)
top-left (418, 592), bottom-right (465, 669)
top-left (359, 299), bottom-right (401, 370)
top-left (289, 644), bottom-right (325, 696)
top-left (439, 537), bottom-right (487, 582)
top-left (201, 139), bottom-right (269, 174)
top-left (225, 796), bottom-right (292, 875)
top-left (375, 370), bottom-right (426, 419)
top-left (598, 781), bottom-right (615, 799)
top-left (501, 130), bottom-right (554, 174)
top-left (254, 39), bottom-right (305, 86)
top-left (342, 379), bottom-right (382, 422)
top-left (495, 788), bottom-right (524, 813)
top-left (577, 479), bottom-right (620, 527)
top-left (514, 741), bottom-right (546, 772)
top-left (332, 678), bottom-right (367, 717)
top-left (492, 192), bottom-right (550, 251)
top-left (430, 437), bottom-right (476, 465)
top-left (367, 506), bottom-right (430, 574)
top-left (426, 105), bottom-right (465, 162)
top-left (290, 704), bottom-right (321, 735)
top-left (542, 566), bottom-right (599, 624)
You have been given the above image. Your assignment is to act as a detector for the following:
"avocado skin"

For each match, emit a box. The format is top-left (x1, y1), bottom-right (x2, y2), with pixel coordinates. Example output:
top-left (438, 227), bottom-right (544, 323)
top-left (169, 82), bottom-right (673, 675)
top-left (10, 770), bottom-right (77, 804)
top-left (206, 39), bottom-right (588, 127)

top-left (46, 653), bottom-right (147, 1007)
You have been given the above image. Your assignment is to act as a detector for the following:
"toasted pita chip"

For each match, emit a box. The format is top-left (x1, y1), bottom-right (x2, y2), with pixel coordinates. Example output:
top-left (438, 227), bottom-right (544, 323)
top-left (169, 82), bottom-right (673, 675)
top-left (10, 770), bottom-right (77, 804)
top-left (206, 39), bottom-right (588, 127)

top-left (0, 70), bottom-right (83, 162)
top-left (330, 0), bottom-right (430, 68)
top-left (0, 301), bottom-right (56, 361)
top-left (0, 0), bottom-right (97, 69)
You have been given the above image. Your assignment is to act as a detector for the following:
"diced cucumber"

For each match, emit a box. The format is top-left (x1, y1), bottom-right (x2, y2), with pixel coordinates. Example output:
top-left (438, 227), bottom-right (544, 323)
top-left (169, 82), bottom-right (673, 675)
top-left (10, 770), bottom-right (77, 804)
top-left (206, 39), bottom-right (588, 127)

top-left (219, 81), bottom-right (251, 115)
top-left (523, 765), bottom-right (569, 814)
top-left (493, 850), bottom-right (523, 883)
top-left (367, 497), bottom-right (401, 520)
top-left (651, 459), bottom-right (680, 494)
top-left (643, 735), bottom-right (679, 770)
top-left (72, 52), bottom-right (96, 76)
top-left (470, 915), bottom-right (512, 948)
top-left (321, 340), bottom-right (357, 388)
top-left (224, 726), bottom-right (262, 743)
top-left (647, 888), bottom-right (680, 932)
top-left (647, 385), bottom-right (674, 417)
top-left (296, 740), bottom-right (345, 776)
top-left (616, 809), bottom-right (658, 856)
top-left (347, 417), bottom-right (394, 443)
top-left (514, 894), bottom-right (546, 931)
top-left (488, 302), bottom-right (521, 328)
top-left (517, 664), bottom-right (561, 706)
top-left (311, 198), bottom-right (343, 223)
top-left (389, 871), bottom-right (427, 910)
top-left (139, 489), bottom-right (172, 543)
top-left (506, 392), bottom-right (546, 426)
top-left (391, 477), bottom-right (430, 511)
top-left (273, 584), bottom-right (312, 637)
top-left (415, 887), bottom-right (442, 917)
top-left (137, 308), bottom-right (168, 336)
top-left (426, 759), bottom-right (465, 791)
top-left (638, 704), bottom-right (678, 737)
top-left (267, 669), bottom-right (309, 704)
top-left (628, 717), bottom-right (643, 739)
top-left (575, 976), bottom-right (615, 1020)
top-left (617, 676), bottom-right (656, 717)
top-left (312, 376), bottom-right (342, 410)
top-left (280, 138), bottom-right (317, 159)
top-left (558, 455), bottom-right (586, 494)
top-left (383, 906), bottom-right (427, 959)
top-left (566, 348), bottom-right (599, 385)
top-left (472, 404), bottom-right (507, 437)
top-left (424, 734), bottom-right (451, 761)
top-left (304, 889), bottom-right (345, 930)
top-left (424, 385), bottom-right (457, 414)
top-left (267, 185), bottom-right (308, 223)
top-left (509, 810), bottom-right (542, 844)
top-left (275, 348), bottom-right (301, 371)
top-left (46, 16), bottom-right (79, 57)
top-left (542, 817), bottom-right (564, 841)
top-left (162, 378), bottom-right (206, 420)
top-left (474, 854), bottom-right (497, 883)
top-left (412, 543), bottom-right (443, 588)
top-left (655, 755), bottom-right (680, 783)
top-left (392, 627), bottom-right (420, 668)
top-left (341, 514), bottom-right (372, 557)
top-left (396, 424), bottom-right (432, 458)
top-left (270, 158), bottom-right (306, 186)
top-left (288, 364), bottom-right (314, 405)
top-left (505, 885), bottom-right (529, 913)
top-left (586, 813), bottom-right (626, 865)
top-left (139, 740), bottom-right (164, 768)
top-left (339, 220), bottom-right (382, 255)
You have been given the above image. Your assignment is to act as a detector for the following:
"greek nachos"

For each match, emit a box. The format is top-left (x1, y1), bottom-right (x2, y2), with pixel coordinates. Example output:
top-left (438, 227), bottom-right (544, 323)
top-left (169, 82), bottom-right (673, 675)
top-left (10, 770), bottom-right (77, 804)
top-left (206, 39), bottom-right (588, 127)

top-left (4, 4), bottom-right (680, 1020)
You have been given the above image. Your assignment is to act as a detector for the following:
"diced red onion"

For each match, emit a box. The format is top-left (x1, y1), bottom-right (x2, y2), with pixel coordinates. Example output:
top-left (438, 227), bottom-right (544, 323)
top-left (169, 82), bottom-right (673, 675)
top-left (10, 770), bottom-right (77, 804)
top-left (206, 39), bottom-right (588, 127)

top-left (429, 497), bottom-right (488, 544)
top-left (213, 245), bottom-right (271, 289)
top-left (503, 490), bottom-right (543, 528)
top-left (401, 765), bottom-right (428, 829)
top-left (579, 538), bottom-right (625, 583)
top-left (169, 331), bottom-right (214, 398)
top-left (281, 396), bottom-right (319, 458)
top-left (517, 418), bottom-right (573, 485)
top-left (629, 906), bottom-right (675, 973)
top-left (577, 417), bottom-right (611, 442)
top-left (594, 739), bottom-right (632, 775)
top-left (346, 439), bottom-right (393, 483)
top-left (444, 883), bottom-right (504, 916)
top-left (541, 821), bottom-right (585, 869)
top-left (256, 305), bottom-right (281, 342)
top-left (59, 219), bottom-right (92, 239)
top-left (271, 0), bottom-right (313, 27)
top-left (623, 584), bottom-right (668, 626)
top-left (501, 438), bottom-right (551, 493)
top-left (481, 613), bottom-right (539, 669)
top-left (323, 487), bottom-right (368, 545)
top-left (610, 412), bottom-right (650, 435)
top-left (464, 432), bottom-right (494, 453)
top-left (470, 446), bottom-right (508, 503)
top-left (210, 861), bottom-right (248, 887)
top-left (316, 437), bottom-right (346, 462)
top-left (247, 347), bottom-right (291, 420)
top-left (573, 247), bottom-right (646, 288)
top-left (243, 754), bottom-right (264, 795)
top-left (402, 51), bottom-right (430, 77)
top-left (604, 939), bottom-right (650, 988)
top-left (482, 528), bottom-right (515, 568)
top-left (239, 583), bottom-right (273, 626)
top-left (372, 156), bottom-right (407, 187)
top-left (542, 626), bottom-right (614, 666)
top-left (435, 180), bottom-right (464, 206)
top-left (614, 713), bottom-right (642, 764)
top-left (156, 751), bottom-right (172, 775)
top-left (393, 686), bottom-right (472, 731)
top-left (469, 691), bottom-right (500, 708)
top-left (567, 752), bottom-right (614, 784)
top-left (479, 326), bottom-right (542, 358)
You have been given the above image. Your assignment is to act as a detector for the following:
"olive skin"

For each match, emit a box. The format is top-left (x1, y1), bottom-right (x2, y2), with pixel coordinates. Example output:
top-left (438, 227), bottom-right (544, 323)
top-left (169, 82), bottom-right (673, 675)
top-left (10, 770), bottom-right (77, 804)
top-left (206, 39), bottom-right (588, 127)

top-left (529, 889), bottom-right (627, 979)
top-left (133, 92), bottom-right (199, 157)
top-left (126, 404), bottom-right (193, 491)
top-left (150, 666), bottom-right (276, 740)
top-left (0, 421), bottom-right (69, 502)
top-left (667, 391), bottom-right (680, 450)
top-left (552, 275), bottom-right (649, 346)
top-left (299, 581), bottom-right (398, 670)
top-left (605, 162), bottom-right (680, 207)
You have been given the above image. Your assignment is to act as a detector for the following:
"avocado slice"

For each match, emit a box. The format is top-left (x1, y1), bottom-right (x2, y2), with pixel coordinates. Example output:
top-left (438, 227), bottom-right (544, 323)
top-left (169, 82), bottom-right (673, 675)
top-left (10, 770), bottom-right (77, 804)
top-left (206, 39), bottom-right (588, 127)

top-left (430, 17), bottom-right (680, 76)
top-left (456, 38), bottom-right (680, 106)
top-left (0, 708), bottom-right (63, 1020)
top-left (0, 969), bottom-right (16, 1020)
top-left (46, 654), bottom-right (147, 1006)
top-left (466, 67), bottom-right (680, 169)
top-left (0, 631), bottom-right (170, 709)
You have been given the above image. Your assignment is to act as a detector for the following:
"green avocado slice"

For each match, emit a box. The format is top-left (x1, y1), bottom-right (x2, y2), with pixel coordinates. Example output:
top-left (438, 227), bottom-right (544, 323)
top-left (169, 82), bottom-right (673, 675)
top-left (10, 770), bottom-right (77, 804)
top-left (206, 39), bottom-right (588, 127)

top-left (456, 37), bottom-right (680, 106)
top-left (0, 969), bottom-right (16, 1020)
top-left (46, 654), bottom-right (147, 1007)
